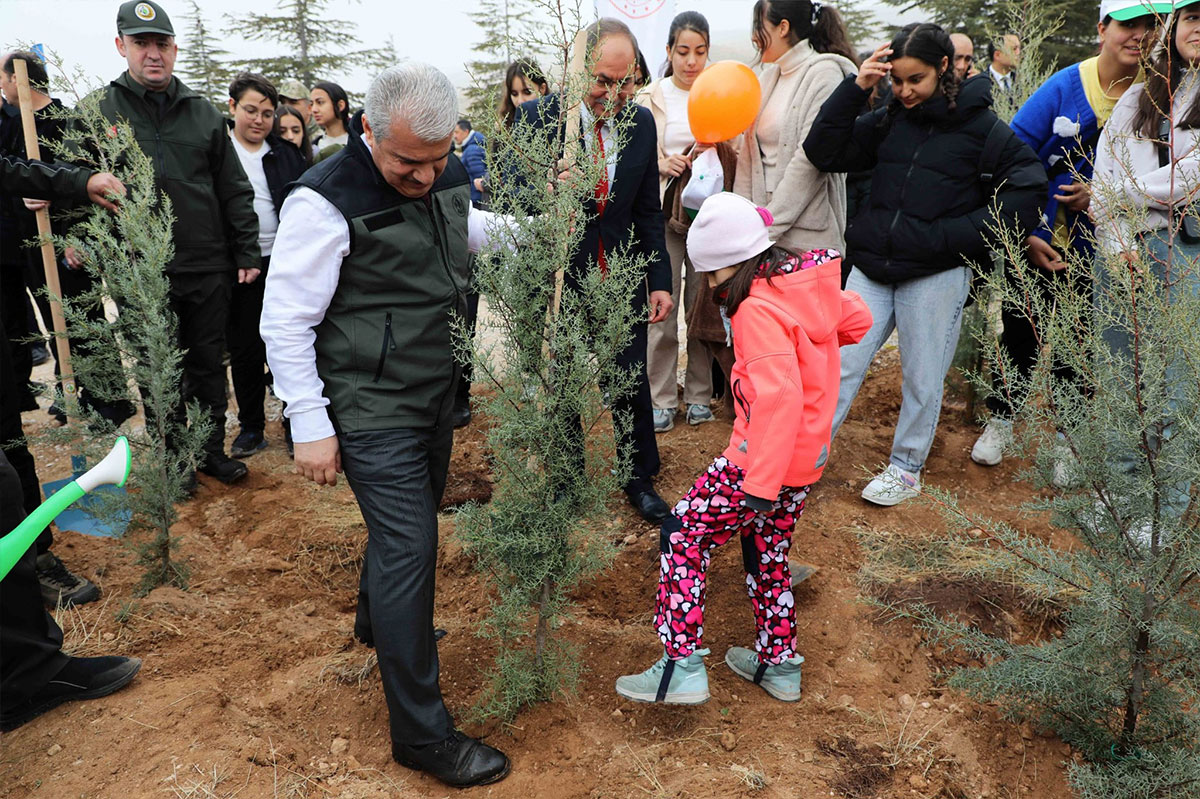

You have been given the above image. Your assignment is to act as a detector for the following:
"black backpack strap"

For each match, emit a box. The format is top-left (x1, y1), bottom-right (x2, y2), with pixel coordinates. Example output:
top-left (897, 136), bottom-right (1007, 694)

top-left (978, 117), bottom-right (1009, 186)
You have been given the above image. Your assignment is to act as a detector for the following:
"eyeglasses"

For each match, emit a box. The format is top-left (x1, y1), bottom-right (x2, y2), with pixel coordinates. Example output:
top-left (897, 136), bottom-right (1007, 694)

top-left (236, 103), bottom-right (275, 121)
top-left (593, 74), bottom-right (636, 91)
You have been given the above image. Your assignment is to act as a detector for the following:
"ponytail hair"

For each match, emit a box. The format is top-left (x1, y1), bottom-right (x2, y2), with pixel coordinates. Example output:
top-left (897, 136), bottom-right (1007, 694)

top-left (752, 0), bottom-right (855, 61)
top-left (882, 22), bottom-right (959, 123)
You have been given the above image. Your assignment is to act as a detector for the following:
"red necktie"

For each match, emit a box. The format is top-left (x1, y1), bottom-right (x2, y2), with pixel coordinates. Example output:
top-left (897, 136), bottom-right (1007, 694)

top-left (594, 119), bottom-right (609, 276)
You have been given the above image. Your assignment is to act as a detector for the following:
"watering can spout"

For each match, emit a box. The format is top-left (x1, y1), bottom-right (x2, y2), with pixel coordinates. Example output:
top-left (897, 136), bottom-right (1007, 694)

top-left (77, 437), bottom-right (131, 493)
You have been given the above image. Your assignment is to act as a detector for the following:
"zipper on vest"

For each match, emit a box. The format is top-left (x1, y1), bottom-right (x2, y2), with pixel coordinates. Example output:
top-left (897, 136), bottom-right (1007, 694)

top-left (373, 312), bottom-right (397, 383)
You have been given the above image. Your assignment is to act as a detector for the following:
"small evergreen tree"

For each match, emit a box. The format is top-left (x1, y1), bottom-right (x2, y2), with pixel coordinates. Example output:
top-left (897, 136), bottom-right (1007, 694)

top-left (839, 0), bottom-right (883, 52)
top-left (454, 5), bottom-right (648, 720)
top-left (177, 0), bottom-right (233, 112)
top-left (39, 63), bottom-right (209, 593)
top-left (462, 0), bottom-right (551, 125)
top-left (224, 0), bottom-right (389, 89)
top-left (861, 44), bottom-right (1200, 795)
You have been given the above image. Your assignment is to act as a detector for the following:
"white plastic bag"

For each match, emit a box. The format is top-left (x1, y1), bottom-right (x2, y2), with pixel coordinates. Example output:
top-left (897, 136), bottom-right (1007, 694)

top-left (680, 148), bottom-right (724, 220)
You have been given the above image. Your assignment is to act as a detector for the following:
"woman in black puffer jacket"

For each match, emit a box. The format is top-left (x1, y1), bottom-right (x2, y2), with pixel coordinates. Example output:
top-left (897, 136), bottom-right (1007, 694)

top-left (803, 22), bottom-right (1046, 507)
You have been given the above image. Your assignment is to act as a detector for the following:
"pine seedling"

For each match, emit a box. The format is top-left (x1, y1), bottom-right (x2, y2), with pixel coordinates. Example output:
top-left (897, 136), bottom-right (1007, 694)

top-left (861, 42), bottom-right (1200, 795)
top-left (34, 61), bottom-right (210, 593)
top-left (453, 2), bottom-right (649, 720)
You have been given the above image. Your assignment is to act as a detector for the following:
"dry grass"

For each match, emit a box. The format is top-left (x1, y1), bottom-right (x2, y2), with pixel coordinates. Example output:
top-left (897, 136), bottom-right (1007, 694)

top-left (730, 760), bottom-right (770, 790)
top-left (292, 498), bottom-right (366, 591)
top-left (163, 762), bottom-right (251, 799)
top-left (318, 651), bottom-right (379, 688)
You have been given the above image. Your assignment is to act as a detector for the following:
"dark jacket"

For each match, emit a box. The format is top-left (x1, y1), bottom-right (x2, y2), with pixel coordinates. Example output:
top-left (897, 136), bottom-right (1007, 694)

top-left (0, 98), bottom-right (69, 266)
top-left (459, 130), bottom-right (486, 204)
top-left (804, 74), bottom-right (1046, 284)
top-left (81, 72), bottom-right (259, 275)
top-left (292, 132), bottom-right (471, 431)
top-left (512, 94), bottom-right (671, 310)
top-left (224, 120), bottom-right (308, 216)
top-left (0, 153), bottom-right (92, 206)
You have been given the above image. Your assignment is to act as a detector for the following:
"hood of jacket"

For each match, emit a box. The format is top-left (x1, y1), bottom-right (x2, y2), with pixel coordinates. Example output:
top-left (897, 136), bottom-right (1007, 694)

top-left (745, 255), bottom-right (844, 343)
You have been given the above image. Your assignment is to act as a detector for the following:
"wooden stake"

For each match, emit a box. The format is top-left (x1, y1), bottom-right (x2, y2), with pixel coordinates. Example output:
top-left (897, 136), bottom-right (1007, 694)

top-left (14, 58), bottom-right (75, 398)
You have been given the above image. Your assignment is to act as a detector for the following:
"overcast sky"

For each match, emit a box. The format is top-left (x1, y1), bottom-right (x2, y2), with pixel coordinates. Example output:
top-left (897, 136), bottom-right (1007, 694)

top-left (6, 0), bottom-right (921, 96)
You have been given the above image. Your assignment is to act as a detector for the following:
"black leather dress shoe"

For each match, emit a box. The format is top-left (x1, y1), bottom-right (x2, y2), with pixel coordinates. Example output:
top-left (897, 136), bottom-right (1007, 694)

top-left (393, 729), bottom-right (510, 788)
top-left (628, 489), bottom-right (671, 523)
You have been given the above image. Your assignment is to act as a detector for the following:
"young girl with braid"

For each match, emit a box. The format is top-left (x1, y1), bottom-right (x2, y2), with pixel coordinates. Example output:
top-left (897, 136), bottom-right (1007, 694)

top-left (803, 22), bottom-right (1045, 507)
top-left (615, 193), bottom-right (871, 704)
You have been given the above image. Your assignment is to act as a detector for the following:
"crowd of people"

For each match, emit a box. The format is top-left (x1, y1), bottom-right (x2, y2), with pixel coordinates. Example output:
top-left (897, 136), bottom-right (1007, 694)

top-left (1, 0), bottom-right (1194, 789)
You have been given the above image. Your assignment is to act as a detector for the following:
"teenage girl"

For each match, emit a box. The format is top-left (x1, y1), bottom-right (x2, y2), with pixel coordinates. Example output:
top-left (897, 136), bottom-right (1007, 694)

top-left (615, 192), bottom-right (871, 704)
top-left (804, 22), bottom-right (1045, 506)
top-left (310, 80), bottom-right (350, 162)
top-left (277, 104), bottom-right (314, 168)
top-left (638, 11), bottom-right (717, 432)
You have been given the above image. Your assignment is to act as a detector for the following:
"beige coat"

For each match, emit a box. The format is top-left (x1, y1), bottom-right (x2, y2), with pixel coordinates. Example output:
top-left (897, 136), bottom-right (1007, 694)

top-left (734, 47), bottom-right (857, 255)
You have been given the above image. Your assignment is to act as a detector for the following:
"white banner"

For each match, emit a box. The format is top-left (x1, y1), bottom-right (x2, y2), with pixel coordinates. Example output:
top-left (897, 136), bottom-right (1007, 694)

top-left (594, 0), bottom-right (677, 81)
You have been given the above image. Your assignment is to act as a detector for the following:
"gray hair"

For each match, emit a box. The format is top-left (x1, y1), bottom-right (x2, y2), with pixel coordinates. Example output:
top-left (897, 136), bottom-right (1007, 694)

top-left (365, 62), bottom-right (458, 143)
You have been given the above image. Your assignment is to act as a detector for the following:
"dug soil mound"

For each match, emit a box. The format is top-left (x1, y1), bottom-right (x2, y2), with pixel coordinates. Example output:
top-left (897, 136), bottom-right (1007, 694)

top-left (3, 354), bottom-right (1076, 798)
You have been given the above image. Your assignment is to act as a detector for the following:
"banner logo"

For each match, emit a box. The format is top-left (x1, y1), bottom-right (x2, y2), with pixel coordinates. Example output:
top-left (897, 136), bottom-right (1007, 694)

top-left (608, 0), bottom-right (667, 20)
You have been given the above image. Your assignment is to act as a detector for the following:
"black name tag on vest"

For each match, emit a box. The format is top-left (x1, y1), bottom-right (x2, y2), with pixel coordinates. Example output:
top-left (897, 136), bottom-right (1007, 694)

top-left (363, 208), bottom-right (405, 232)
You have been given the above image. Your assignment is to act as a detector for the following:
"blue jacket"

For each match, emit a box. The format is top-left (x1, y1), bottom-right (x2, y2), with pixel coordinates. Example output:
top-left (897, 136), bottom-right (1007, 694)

top-left (1010, 63), bottom-right (1099, 253)
top-left (460, 130), bottom-right (487, 203)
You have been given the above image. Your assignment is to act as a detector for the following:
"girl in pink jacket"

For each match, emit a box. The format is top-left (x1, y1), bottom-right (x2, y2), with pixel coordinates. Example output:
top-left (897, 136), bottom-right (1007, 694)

top-left (616, 192), bottom-right (872, 705)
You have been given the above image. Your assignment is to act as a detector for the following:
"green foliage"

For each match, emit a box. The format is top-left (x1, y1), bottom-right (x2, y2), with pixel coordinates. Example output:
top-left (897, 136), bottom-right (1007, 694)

top-left (862, 13), bottom-right (1200, 797)
top-left (886, 0), bottom-right (1096, 67)
top-left (454, 2), bottom-right (646, 720)
top-left (39, 62), bottom-right (209, 594)
top-left (463, 0), bottom-right (553, 127)
top-left (839, 0), bottom-right (884, 52)
top-left (223, 0), bottom-right (390, 90)
top-left (177, 0), bottom-right (234, 112)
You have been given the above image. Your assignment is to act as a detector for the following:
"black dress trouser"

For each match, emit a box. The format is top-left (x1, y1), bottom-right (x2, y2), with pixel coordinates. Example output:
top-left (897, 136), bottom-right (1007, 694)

top-left (338, 425), bottom-right (457, 746)
top-left (164, 272), bottom-right (232, 458)
top-left (0, 321), bottom-right (68, 711)
top-left (228, 256), bottom-right (270, 432)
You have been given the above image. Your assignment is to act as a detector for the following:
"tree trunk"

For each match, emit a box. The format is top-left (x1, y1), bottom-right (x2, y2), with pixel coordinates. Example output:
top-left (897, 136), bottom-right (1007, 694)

top-left (1121, 591), bottom-right (1155, 746)
top-left (534, 575), bottom-right (552, 671)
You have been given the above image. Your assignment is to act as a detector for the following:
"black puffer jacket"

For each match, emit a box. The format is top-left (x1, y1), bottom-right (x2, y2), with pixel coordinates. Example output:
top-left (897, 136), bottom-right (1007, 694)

top-left (804, 74), bottom-right (1046, 284)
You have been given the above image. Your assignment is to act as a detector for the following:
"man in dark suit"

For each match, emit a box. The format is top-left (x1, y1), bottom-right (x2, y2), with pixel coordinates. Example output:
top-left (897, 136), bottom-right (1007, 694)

top-left (515, 17), bottom-right (675, 523)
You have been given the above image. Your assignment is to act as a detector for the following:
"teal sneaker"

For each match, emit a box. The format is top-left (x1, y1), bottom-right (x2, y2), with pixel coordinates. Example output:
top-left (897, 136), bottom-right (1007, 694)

top-left (724, 646), bottom-right (803, 702)
top-left (615, 649), bottom-right (710, 705)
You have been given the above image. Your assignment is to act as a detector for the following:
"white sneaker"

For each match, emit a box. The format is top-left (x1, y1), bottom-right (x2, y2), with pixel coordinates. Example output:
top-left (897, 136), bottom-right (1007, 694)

top-left (970, 417), bottom-right (1012, 466)
top-left (861, 464), bottom-right (921, 507)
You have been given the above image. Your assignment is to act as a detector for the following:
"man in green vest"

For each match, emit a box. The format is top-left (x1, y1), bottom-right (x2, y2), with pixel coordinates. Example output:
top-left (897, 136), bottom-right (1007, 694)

top-left (260, 62), bottom-right (510, 789)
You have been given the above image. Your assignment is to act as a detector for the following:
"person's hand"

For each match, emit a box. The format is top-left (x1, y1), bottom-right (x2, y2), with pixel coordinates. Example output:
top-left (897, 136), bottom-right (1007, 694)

top-left (64, 246), bottom-right (84, 269)
top-left (1054, 181), bottom-right (1090, 213)
top-left (295, 435), bottom-right (342, 486)
top-left (238, 267), bottom-right (262, 284)
top-left (648, 290), bottom-right (674, 323)
top-left (658, 154), bottom-right (690, 178)
top-left (1025, 235), bottom-right (1066, 272)
top-left (855, 45), bottom-right (893, 91)
top-left (473, 177), bottom-right (484, 193)
top-left (85, 172), bottom-right (125, 211)
top-left (22, 198), bottom-right (50, 212)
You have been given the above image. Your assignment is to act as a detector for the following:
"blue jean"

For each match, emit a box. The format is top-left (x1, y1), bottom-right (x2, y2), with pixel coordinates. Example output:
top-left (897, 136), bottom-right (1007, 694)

top-left (831, 266), bottom-right (972, 474)
top-left (1095, 230), bottom-right (1200, 518)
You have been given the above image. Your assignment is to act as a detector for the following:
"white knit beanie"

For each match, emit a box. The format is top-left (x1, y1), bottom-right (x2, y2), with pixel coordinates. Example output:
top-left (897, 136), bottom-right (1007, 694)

top-left (686, 192), bottom-right (776, 273)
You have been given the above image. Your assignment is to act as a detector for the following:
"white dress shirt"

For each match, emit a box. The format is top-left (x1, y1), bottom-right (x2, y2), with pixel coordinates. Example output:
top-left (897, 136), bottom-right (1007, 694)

top-left (579, 104), bottom-right (618, 188)
top-left (260, 137), bottom-right (513, 443)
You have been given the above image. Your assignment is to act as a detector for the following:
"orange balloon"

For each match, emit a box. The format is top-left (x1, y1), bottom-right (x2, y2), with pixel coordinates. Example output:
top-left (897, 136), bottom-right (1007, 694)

top-left (687, 61), bottom-right (761, 144)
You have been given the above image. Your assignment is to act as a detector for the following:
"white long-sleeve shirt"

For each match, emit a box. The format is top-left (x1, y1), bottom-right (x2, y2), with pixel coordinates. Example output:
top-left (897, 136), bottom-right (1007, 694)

top-left (261, 160), bottom-right (512, 444)
top-left (1092, 76), bottom-right (1200, 253)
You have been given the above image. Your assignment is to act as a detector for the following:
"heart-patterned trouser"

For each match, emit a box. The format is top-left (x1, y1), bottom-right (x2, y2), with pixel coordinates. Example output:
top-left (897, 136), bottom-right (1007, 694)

top-left (654, 456), bottom-right (811, 665)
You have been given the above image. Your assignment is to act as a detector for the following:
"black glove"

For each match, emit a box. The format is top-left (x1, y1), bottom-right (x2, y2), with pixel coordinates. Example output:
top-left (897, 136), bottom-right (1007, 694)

top-left (743, 494), bottom-right (775, 512)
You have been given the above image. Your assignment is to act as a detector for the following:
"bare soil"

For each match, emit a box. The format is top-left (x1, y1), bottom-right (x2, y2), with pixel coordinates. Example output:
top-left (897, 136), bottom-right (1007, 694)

top-left (2, 351), bottom-right (1078, 799)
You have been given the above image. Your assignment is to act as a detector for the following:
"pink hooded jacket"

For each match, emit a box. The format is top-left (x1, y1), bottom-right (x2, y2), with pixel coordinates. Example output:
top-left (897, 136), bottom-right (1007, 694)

top-left (722, 252), bottom-right (872, 501)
